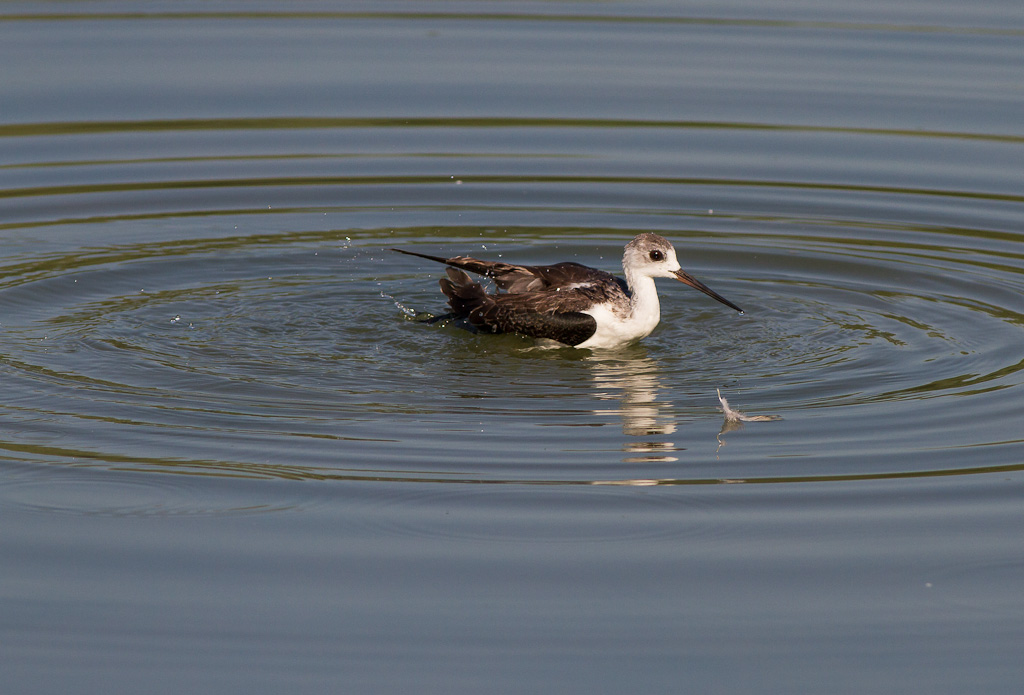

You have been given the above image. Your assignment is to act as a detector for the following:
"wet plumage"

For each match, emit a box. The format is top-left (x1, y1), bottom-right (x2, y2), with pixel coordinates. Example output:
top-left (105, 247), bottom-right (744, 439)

top-left (393, 233), bottom-right (742, 348)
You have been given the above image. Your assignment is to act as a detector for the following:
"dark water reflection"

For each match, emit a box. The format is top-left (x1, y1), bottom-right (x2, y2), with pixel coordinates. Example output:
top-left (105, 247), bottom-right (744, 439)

top-left (3, 2), bottom-right (1024, 693)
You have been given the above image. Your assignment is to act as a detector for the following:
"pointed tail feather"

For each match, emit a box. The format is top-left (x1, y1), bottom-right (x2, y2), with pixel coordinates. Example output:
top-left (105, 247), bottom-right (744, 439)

top-left (392, 247), bottom-right (534, 285)
top-left (390, 247), bottom-right (453, 265)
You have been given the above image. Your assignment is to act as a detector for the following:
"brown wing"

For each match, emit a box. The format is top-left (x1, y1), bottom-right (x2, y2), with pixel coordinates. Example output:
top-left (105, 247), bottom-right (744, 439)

top-left (439, 268), bottom-right (599, 346)
top-left (392, 248), bottom-right (616, 294)
top-left (501, 262), bottom-right (617, 295)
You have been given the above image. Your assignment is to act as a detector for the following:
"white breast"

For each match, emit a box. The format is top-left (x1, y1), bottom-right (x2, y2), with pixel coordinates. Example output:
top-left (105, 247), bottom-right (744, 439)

top-left (576, 300), bottom-right (661, 349)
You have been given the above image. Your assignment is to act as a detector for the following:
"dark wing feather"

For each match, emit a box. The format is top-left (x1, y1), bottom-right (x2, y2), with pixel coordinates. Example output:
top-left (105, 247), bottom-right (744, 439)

top-left (473, 296), bottom-right (598, 346)
top-left (392, 248), bottom-right (616, 295)
top-left (392, 248), bottom-right (536, 291)
top-left (505, 262), bottom-right (617, 294)
top-left (438, 268), bottom-right (489, 317)
top-left (438, 268), bottom-right (598, 346)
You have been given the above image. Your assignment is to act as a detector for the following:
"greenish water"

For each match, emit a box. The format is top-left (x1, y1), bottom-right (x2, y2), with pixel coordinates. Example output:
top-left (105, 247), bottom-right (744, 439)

top-left (2, 3), bottom-right (1024, 693)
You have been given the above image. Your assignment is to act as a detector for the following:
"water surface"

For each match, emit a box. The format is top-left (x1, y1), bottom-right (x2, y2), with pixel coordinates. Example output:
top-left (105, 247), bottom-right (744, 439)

top-left (2, 2), bottom-right (1024, 693)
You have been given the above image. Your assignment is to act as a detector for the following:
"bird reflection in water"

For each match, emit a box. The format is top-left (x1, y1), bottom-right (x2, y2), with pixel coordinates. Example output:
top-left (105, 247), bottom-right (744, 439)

top-left (586, 353), bottom-right (680, 462)
top-left (586, 355), bottom-right (782, 463)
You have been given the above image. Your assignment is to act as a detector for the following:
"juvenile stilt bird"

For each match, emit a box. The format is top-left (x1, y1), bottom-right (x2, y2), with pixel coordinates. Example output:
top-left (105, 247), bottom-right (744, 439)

top-left (393, 233), bottom-right (742, 348)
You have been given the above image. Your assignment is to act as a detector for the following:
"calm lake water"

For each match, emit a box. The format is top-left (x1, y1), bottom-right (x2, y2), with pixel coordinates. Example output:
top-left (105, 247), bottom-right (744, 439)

top-left (3, 2), bottom-right (1024, 693)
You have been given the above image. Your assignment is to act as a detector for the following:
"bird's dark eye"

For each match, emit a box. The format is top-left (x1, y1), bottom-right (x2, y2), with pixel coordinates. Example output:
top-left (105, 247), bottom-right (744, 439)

top-left (649, 249), bottom-right (665, 262)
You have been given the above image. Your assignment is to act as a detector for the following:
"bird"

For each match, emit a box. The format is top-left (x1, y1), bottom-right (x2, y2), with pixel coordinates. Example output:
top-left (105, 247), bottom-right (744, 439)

top-left (392, 233), bottom-right (743, 349)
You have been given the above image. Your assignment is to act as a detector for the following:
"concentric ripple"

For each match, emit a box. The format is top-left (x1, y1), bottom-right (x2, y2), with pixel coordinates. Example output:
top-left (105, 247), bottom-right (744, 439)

top-left (2, 189), bottom-right (1023, 489)
top-left (2, 106), bottom-right (1024, 492)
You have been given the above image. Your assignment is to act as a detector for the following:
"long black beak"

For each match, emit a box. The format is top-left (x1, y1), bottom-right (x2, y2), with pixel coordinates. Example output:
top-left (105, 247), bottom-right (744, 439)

top-left (673, 269), bottom-right (744, 313)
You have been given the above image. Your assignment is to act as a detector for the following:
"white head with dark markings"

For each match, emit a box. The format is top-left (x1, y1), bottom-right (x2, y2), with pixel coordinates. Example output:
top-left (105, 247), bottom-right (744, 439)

top-left (622, 233), bottom-right (743, 312)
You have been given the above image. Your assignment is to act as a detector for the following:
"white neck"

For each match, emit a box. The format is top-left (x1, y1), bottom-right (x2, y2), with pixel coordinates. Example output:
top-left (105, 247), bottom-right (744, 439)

top-left (616, 262), bottom-right (663, 340)
top-left (625, 272), bottom-right (661, 323)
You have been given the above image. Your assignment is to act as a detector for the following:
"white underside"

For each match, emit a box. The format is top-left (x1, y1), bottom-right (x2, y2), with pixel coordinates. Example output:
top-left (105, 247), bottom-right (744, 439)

top-left (574, 298), bottom-right (661, 349)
